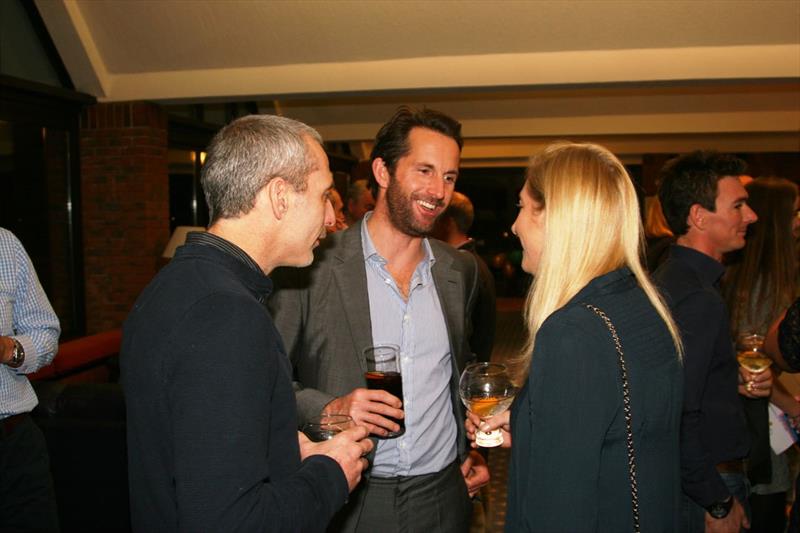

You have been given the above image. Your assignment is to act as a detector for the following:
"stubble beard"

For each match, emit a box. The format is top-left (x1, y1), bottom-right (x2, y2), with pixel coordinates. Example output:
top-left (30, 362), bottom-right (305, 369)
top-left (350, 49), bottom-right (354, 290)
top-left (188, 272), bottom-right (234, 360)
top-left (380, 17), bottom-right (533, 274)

top-left (385, 178), bottom-right (440, 237)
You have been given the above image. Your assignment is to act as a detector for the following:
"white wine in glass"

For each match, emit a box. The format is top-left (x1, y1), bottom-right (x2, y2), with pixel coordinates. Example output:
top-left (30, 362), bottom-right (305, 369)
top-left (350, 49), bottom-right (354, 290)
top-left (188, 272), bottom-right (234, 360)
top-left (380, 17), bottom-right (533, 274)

top-left (459, 362), bottom-right (517, 447)
top-left (736, 333), bottom-right (771, 374)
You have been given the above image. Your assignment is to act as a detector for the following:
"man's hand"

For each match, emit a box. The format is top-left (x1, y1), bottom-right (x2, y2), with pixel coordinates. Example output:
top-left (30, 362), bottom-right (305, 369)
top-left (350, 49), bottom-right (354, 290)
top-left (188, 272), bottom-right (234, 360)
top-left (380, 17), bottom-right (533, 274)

top-left (738, 366), bottom-right (773, 399)
top-left (460, 450), bottom-right (490, 498)
top-left (0, 336), bottom-right (14, 364)
top-left (704, 497), bottom-right (749, 533)
top-left (298, 426), bottom-right (373, 492)
top-left (323, 388), bottom-right (403, 437)
top-left (465, 410), bottom-right (512, 449)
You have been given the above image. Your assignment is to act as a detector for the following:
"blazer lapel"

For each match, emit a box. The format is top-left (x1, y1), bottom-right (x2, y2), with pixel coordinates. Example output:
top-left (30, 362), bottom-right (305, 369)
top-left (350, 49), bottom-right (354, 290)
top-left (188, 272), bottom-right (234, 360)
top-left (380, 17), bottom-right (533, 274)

top-left (331, 222), bottom-right (373, 373)
top-left (431, 246), bottom-right (466, 368)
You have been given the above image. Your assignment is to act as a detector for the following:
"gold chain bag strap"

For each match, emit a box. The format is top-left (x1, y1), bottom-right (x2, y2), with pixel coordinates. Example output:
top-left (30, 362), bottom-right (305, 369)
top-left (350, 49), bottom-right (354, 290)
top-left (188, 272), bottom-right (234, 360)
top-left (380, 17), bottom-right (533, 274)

top-left (583, 304), bottom-right (641, 533)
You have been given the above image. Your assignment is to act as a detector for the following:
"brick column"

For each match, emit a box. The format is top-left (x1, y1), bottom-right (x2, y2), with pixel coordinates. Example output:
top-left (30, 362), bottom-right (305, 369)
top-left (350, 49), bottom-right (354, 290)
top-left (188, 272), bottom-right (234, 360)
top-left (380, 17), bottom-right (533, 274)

top-left (80, 102), bottom-right (169, 333)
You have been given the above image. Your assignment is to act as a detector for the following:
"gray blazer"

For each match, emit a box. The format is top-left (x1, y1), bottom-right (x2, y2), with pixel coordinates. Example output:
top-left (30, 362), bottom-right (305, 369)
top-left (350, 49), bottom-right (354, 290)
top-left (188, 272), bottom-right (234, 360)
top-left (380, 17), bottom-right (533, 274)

top-left (269, 220), bottom-right (480, 461)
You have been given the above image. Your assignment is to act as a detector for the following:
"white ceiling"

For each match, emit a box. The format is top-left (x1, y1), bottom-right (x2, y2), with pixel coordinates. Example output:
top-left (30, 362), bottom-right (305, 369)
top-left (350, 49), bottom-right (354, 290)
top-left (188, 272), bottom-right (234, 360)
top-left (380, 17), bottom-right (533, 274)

top-left (35, 0), bottom-right (800, 163)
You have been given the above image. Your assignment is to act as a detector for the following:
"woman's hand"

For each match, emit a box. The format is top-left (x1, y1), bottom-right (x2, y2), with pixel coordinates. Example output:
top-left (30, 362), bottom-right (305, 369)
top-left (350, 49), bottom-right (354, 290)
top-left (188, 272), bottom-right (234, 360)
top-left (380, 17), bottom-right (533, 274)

top-left (738, 366), bottom-right (773, 399)
top-left (465, 410), bottom-right (512, 449)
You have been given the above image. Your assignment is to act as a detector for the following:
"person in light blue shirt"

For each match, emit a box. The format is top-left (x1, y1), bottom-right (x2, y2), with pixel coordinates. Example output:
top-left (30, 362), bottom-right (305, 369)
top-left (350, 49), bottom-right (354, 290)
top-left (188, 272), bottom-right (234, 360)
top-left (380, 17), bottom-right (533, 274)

top-left (0, 227), bottom-right (61, 531)
top-left (271, 106), bottom-right (488, 532)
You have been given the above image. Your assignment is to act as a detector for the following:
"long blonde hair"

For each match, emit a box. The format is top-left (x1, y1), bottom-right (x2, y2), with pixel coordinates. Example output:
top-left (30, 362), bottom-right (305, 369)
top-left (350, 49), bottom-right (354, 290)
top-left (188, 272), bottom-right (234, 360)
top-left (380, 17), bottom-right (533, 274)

top-left (512, 142), bottom-right (682, 382)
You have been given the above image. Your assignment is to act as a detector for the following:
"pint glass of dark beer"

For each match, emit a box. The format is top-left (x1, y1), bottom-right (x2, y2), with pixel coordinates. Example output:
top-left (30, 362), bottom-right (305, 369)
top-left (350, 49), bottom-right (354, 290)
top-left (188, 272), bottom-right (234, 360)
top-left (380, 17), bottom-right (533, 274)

top-left (363, 344), bottom-right (404, 438)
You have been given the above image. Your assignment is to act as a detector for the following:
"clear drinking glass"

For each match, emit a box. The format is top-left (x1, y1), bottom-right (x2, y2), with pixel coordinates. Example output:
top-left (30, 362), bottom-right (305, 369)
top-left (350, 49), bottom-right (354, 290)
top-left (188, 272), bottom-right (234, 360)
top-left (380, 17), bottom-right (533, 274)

top-left (736, 333), bottom-right (770, 374)
top-left (363, 344), bottom-right (404, 438)
top-left (459, 362), bottom-right (517, 447)
top-left (302, 414), bottom-right (354, 442)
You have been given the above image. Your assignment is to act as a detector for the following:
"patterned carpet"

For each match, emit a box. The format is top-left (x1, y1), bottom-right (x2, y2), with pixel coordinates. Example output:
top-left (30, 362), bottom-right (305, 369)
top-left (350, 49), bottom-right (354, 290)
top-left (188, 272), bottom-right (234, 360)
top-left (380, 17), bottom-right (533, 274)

top-left (482, 298), bottom-right (526, 532)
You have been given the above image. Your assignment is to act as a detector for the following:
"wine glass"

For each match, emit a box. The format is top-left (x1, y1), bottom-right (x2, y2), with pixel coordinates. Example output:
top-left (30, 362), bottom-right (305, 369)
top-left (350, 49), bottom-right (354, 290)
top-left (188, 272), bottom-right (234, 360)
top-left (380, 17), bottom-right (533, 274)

top-left (301, 414), bottom-right (354, 442)
top-left (736, 333), bottom-right (770, 374)
top-left (459, 362), bottom-right (517, 447)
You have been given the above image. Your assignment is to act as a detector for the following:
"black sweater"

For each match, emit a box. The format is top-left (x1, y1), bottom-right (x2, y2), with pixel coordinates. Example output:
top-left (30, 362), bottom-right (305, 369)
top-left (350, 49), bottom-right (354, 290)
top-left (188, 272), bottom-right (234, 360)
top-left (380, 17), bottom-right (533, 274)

top-left (121, 237), bottom-right (348, 532)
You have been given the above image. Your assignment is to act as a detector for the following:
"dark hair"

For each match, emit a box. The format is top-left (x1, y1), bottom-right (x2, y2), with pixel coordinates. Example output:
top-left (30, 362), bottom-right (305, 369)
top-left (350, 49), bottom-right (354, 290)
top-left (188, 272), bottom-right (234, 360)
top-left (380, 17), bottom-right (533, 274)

top-left (658, 150), bottom-right (748, 236)
top-left (370, 106), bottom-right (463, 176)
top-left (723, 177), bottom-right (798, 335)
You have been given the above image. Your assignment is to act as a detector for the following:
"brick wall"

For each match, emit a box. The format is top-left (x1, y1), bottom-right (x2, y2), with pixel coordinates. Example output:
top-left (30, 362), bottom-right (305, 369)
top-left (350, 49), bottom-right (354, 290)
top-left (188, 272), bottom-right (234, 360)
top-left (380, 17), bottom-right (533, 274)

top-left (80, 102), bottom-right (169, 333)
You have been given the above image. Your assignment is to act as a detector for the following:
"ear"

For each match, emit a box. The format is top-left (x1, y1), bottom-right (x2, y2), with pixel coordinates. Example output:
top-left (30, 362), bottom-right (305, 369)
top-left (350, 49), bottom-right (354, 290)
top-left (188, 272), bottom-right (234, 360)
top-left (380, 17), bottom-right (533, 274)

top-left (372, 158), bottom-right (391, 189)
top-left (266, 177), bottom-right (290, 220)
top-left (687, 203), bottom-right (706, 231)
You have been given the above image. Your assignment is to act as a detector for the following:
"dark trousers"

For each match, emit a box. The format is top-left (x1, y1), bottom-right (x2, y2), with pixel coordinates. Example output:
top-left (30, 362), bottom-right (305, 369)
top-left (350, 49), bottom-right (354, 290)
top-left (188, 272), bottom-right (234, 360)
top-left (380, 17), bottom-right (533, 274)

top-left (788, 474), bottom-right (800, 532)
top-left (330, 460), bottom-right (472, 533)
top-left (0, 415), bottom-right (59, 533)
top-left (749, 492), bottom-right (787, 533)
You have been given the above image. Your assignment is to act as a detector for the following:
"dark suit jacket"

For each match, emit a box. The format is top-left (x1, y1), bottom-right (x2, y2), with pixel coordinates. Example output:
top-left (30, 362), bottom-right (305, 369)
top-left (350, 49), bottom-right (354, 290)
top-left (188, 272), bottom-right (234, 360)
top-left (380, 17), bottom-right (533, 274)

top-left (269, 220), bottom-right (480, 462)
top-left (458, 239), bottom-right (496, 363)
top-left (505, 268), bottom-right (682, 532)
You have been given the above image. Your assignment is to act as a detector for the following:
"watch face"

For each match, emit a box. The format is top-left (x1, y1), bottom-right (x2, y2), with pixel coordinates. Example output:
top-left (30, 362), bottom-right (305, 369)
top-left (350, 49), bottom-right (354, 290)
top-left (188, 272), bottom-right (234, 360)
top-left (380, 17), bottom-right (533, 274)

top-left (707, 500), bottom-right (732, 519)
top-left (9, 340), bottom-right (24, 366)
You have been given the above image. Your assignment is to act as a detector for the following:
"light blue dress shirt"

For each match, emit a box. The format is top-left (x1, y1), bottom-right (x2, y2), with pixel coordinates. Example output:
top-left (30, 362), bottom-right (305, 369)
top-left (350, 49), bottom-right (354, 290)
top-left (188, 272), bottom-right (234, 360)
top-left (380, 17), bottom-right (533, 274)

top-left (0, 228), bottom-right (60, 418)
top-left (361, 215), bottom-right (457, 477)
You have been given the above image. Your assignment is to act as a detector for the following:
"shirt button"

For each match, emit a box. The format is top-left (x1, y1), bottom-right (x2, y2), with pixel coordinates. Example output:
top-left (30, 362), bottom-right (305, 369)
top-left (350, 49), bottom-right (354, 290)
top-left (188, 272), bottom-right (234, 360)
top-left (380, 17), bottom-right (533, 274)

top-left (405, 400), bottom-right (412, 409)
top-left (403, 314), bottom-right (410, 322)
top-left (403, 356), bottom-right (411, 364)
top-left (384, 278), bottom-right (391, 285)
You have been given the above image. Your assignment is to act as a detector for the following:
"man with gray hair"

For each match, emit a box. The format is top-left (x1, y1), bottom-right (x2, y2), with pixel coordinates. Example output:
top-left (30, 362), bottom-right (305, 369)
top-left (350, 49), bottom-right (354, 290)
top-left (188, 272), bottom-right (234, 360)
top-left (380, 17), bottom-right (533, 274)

top-left (121, 114), bottom-right (373, 532)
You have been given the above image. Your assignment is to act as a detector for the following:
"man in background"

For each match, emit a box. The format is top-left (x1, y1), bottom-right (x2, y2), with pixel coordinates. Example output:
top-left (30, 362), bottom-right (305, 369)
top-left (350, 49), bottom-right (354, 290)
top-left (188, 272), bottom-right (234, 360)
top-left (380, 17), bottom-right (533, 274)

top-left (271, 106), bottom-right (488, 532)
top-left (345, 179), bottom-right (376, 226)
top-left (434, 191), bottom-right (496, 363)
top-left (329, 188), bottom-right (348, 233)
top-left (121, 115), bottom-right (372, 532)
top-left (0, 227), bottom-right (61, 532)
top-left (655, 150), bottom-right (768, 533)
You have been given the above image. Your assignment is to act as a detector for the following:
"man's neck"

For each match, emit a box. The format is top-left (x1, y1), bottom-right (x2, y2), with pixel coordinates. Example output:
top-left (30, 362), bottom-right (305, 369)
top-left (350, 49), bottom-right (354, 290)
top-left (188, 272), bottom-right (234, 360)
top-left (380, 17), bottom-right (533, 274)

top-left (366, 208), bottom-right (425, 268)
top-left (208, 219), bottom-right (275, 274)
top-left (676, 233), bottom-right (722, 263)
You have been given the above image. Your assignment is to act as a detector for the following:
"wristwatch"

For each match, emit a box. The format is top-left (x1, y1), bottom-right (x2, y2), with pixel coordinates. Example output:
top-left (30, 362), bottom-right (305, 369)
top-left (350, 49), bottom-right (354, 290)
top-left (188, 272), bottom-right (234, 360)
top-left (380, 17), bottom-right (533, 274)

top-left (705, 496), bottom-right (733, 519)
top-left (6, 338), bottom-right (24, 368)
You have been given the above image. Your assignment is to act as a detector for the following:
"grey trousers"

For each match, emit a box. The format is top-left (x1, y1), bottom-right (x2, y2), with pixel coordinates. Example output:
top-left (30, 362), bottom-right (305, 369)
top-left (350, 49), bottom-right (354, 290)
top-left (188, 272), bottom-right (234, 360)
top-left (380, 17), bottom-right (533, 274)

top-left (329, 460), bottom-right (472, 533)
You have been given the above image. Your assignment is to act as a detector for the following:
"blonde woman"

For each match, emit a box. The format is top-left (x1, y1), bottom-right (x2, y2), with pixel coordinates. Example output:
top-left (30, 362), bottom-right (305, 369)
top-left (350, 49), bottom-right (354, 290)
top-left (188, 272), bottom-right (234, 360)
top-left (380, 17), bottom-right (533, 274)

top-left (469, 142), bottom-right (683, 532)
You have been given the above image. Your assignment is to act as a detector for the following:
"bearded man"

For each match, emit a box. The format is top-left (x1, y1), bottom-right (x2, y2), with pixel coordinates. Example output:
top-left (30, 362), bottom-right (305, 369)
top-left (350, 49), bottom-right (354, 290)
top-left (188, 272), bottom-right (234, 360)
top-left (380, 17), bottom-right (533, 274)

top-left (270, 107), bottom-right (489, 532)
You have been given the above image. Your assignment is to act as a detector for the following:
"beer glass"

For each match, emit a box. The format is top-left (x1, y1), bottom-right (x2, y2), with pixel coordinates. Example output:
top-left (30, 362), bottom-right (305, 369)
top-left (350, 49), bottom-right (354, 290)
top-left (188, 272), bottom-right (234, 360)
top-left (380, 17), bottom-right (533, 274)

top-left (459, 362), bottom-right (517, 447)
top-left (302, 414), bottom-right (354, 442)
top-left (363, 344), bottom-right (404, 438)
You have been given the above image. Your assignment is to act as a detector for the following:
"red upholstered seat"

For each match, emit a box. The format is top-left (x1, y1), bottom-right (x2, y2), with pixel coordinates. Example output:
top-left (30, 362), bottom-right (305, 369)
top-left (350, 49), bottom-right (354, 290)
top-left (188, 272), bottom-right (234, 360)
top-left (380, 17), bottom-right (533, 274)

top-left (30, 329), bottom-right (122, 382)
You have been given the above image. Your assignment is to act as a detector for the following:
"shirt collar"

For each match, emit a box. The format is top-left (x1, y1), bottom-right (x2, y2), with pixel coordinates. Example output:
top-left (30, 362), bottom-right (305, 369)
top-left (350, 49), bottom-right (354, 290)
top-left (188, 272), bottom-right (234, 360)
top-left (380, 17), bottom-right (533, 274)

top-left (668, 244), bottom-right (725, 286)
top-left (360, 212), bottom-right (436, 280)
top-left (185, 231), bottom-right (264, 275)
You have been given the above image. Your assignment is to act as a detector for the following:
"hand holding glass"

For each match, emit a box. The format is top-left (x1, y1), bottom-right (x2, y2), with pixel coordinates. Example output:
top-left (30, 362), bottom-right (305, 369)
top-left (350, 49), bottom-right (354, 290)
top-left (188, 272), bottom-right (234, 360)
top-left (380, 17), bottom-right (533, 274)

top-left (459, 362), bottom-right (517, 447)
top-left (736, 334), bottom-right (770, 374)
top-left (363, 344), bottom-right (405, 438)
top-left (302, 414), bottom-right (355, 442)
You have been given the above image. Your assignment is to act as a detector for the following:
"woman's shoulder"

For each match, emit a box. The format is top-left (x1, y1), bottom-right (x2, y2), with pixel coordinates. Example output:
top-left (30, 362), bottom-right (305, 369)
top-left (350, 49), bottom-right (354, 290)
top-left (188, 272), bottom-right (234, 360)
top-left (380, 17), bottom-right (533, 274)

top-left (536, 304), bottom-right (614, 358)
